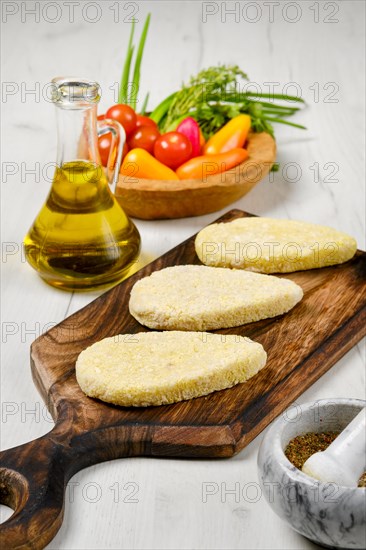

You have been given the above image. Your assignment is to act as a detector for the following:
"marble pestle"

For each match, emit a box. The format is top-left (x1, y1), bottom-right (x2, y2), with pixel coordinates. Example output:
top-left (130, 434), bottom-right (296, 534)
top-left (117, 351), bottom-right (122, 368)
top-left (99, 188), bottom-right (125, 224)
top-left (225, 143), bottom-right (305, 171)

top-left (302, 408), bottom-right (366, 487)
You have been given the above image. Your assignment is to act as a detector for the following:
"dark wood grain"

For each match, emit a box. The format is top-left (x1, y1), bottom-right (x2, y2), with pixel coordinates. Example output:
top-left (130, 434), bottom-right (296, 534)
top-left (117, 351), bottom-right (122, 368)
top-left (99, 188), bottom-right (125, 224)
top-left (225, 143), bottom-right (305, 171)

top-left (1, 209), bottom-right (365, 549)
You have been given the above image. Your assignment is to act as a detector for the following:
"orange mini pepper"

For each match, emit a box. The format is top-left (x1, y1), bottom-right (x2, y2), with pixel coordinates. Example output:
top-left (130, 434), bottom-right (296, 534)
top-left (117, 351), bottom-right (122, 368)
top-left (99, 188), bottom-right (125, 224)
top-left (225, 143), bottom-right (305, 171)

top-left (199, 128), bottom-right (206, 151)
top-left (203, 114), bottom-right (251, 155)
top-left (176, 148), bottom-right (248, 180)
top-left (120, 148), bottom-right (179, 180)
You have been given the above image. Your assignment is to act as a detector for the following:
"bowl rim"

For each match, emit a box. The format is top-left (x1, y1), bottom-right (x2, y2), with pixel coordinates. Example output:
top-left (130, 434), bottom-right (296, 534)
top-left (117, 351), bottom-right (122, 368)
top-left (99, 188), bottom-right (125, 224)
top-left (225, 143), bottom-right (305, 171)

top-left (116, 131), bottom-right (277, 193)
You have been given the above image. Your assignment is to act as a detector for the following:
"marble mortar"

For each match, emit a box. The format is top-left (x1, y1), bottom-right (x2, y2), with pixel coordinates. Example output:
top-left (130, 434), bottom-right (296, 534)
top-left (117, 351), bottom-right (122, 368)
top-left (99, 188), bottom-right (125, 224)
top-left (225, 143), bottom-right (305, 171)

top-left (257, 398), bottom-right (366, 549)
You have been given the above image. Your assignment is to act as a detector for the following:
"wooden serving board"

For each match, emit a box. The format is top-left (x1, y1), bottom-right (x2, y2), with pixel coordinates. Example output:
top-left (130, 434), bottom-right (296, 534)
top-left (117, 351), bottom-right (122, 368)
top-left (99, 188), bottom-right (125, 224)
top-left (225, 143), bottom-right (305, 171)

top-left (1, 209), bottom-right (366, 549)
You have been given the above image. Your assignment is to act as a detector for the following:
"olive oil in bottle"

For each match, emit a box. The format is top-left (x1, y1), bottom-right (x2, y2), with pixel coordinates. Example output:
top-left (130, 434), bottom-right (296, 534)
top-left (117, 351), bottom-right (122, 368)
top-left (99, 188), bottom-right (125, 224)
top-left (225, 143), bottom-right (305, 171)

top-left (24, 78), bottom-right (140, 291)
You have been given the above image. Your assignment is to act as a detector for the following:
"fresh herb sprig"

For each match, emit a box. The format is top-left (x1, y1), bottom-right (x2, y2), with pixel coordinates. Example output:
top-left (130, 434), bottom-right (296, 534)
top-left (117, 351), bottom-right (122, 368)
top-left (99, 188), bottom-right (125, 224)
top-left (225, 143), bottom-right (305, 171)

top-left (119, 17), bottom-right (306, 139)
top-left (151, 65), bottom-right (306, 139)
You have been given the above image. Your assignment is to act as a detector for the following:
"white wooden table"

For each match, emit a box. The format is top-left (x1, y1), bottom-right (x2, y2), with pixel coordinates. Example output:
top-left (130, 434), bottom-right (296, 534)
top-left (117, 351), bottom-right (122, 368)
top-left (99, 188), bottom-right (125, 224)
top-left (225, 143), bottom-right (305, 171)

top-left (1, 1), bottom-right (365, 548)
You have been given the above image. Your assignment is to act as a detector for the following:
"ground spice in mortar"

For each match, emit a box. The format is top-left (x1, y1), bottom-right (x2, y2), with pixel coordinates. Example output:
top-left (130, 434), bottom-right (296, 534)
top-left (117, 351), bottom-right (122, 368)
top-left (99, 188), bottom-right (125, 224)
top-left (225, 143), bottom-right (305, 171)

top-left (285, 431), bottom-right (366, 487)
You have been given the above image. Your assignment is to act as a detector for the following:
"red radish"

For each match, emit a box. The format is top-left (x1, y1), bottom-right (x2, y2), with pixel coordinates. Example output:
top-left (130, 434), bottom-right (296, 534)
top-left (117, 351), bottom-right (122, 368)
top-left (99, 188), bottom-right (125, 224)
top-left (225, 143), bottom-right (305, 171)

top-left (176, 117), bottom-right (201, 158)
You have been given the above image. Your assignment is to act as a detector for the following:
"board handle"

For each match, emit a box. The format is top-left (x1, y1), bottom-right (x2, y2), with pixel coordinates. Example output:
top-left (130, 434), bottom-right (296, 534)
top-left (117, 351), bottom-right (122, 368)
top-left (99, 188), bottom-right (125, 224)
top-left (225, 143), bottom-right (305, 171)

top-left (0, 435), bottom-right (67, 550)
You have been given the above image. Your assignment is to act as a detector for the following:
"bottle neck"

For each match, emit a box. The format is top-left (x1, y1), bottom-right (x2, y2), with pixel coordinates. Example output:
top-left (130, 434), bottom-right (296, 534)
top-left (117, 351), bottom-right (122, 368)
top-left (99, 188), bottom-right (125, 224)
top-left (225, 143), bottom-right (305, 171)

top-left (55, 104), bottom-right (100, 167)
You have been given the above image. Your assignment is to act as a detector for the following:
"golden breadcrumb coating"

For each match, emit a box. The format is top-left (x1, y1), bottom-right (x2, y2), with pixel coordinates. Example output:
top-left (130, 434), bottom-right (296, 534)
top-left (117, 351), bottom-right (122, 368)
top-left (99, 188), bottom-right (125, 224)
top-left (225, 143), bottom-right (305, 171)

top-left (129, 265), bottom-right (303, 330)
top-left (195, 218), bottom-right (357, 273)
top-left (76, 331), bottom-right (267, 407)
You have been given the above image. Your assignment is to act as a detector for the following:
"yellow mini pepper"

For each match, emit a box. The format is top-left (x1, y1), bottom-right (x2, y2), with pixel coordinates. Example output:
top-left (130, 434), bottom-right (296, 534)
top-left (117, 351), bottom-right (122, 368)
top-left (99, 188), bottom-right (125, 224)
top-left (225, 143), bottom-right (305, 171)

top-left (203, 114), bottom-right (251, 155)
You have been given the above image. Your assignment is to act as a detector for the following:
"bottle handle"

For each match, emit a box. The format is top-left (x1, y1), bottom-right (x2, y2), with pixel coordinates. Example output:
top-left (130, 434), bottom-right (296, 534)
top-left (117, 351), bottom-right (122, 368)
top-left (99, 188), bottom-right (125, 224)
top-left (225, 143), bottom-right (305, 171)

top-left (97, 119), bottom-right (125, 192)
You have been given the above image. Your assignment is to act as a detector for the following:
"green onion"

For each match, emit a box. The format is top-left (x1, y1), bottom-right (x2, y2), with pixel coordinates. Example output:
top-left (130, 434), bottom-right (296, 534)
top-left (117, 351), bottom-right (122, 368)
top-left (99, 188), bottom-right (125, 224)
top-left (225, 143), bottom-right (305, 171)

top-left (262, 107), bottom-right (301, 117)
top-left (244, 91), bottom-right (305, 103)
top-left (118, 21), bottom-right (306, 138)
top-left (149, 92), bottom-right (177, 123)
top-left (140, 92), bottom-right (150, 115)
top-left (119, 14), bottom-right (151, 110)
top-left (130, 13), bottom-right (151, 110)
top-left (119, 19), bottom-right (135, 104)
top-left (264, 117), bottom-right (307, 130)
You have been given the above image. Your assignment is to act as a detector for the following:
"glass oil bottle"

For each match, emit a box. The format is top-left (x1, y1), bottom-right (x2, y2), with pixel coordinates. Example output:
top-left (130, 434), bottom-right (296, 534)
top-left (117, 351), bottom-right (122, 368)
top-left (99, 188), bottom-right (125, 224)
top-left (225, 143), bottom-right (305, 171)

top-left (24, 77), bottom-right (140, 291)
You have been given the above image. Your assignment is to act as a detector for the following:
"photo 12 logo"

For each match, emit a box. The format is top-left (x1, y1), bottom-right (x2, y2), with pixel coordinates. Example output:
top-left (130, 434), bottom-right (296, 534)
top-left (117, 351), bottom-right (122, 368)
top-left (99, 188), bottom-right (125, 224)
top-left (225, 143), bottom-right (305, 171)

top-left (67, 480), bottom-right (140, 504)
top-left (1, 1), bottom-right (140, 24)
top-left (202, 479), bottom-right (341, 504)
top-left (201, 2), bottom-right (340, 24)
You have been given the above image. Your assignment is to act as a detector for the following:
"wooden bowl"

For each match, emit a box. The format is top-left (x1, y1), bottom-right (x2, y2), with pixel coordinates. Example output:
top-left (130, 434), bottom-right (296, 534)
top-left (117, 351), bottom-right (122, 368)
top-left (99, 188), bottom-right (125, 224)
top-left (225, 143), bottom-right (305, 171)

top-left (115, 132), bottom-right (276, 220)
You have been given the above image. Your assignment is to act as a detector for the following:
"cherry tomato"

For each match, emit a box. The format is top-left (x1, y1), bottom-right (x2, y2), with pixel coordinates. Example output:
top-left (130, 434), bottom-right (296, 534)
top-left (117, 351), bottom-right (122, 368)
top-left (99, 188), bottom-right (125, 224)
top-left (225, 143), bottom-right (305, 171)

top-left (105, 104), bottom-right (137, 137)
top-left (98, 134), bottom-right (128, 167)
top-left (135, 114), bottom-right (158, 129)
top-left (154, 132), bottom-right (192, 169)
top-left (98, 133), bottom-right (113, 167)
top-left (97, 113), bottom-right (105, 121)
top-left (128, 126), bottom-right (160, 154)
